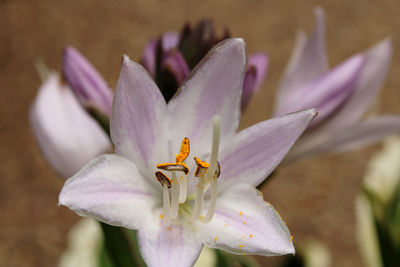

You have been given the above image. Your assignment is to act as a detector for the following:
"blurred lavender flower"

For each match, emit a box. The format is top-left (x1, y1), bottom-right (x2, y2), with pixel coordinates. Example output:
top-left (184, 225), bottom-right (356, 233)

top-left (63, 46), bottom-right (113, 118)
top-left (59, 39), bottom-right (317, 267)
top-left (141, 19), bottom-right (268, 108)
top-left (274, 7), bottom-right (400, 162)
top-left (30, 73), bottom-right (111, 178)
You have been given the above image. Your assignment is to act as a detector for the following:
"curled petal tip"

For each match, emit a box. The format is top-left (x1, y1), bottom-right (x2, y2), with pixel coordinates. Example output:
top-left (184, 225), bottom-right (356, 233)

top-left (122, 55), bottom-right (131, 65)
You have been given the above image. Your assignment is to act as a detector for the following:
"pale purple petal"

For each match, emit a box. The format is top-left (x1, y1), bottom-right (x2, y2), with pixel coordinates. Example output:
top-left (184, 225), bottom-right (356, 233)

top-left (30, 73), bottom-right (111, 178)
top-left (161, 50), bottom-right (190, 85)
top-left (198, 183), bottom-right (294, 256)
top-left (167, 38), bottom-right (246, 153)
top-left (218, 109), bottom-right (317, 191)
top-left (110, 56), bottom-right (168, 172)
top-left (276, 7), bottom-right (328, 108)
top-left (138, 219), bottom-right (202, 267)
top-left (242, 53), bottom-right (269, 109)
top-left (63, 46), bottom-right (113, 116)
top-left (275, 54), bottom-right (365, 127)
top-left (161, 32), bottom-right (180, 52)
top-left (141, 39), bottom-right (158, 77)
top-left (59, 154), bottom-right (157, 230)
top-left (320, 39), bottom-right (393, 131)
top-left (315, 116), bottom-right (400, 154)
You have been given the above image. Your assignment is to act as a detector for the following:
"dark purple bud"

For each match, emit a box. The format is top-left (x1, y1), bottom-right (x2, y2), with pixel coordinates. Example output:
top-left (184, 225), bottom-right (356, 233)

top-left (161, 50), bottom-right (190, 87)
top-left (241, 53), bottom-right (269, 109)
top-left (141, 39), bottom-right (157, 77)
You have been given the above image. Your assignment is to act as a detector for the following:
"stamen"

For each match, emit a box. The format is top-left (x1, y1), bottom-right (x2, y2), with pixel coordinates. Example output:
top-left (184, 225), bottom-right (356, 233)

top-left (155, 172), bottom-right (171, 226)
top-left (156, 163), bottom-right (189, 175)
top-left (176, 137), bottom-right (190, 163)
top-left (194, 157), bottom-right (209, 177)
top-left (155, 171), bottom-right (172, 188)
top-left (202, 116), bottom-right (221, 223)
top-left (162, 183), bottom-right (171, 227)
top-left (192, 116), bottom-right (221, 222)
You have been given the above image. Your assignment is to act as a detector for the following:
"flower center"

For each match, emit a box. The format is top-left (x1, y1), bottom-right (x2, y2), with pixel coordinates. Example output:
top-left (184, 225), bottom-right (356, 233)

top-left (154, 116), bottom-right (221, 226)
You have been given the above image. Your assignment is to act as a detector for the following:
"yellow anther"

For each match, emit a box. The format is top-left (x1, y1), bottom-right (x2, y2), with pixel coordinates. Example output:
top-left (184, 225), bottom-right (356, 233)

top-left (194, 157), bottom-right (209, 168)
top-left (239, 211), bottom-right (243, 216)
top-left (176, 137), bottom-right (190, 163)
top-left (159, 213), bottom-right (164, 219)
top-left (250, 234), bottom-right (253, 238)
top-left (214, 236), bottom-right (218, 242)
top-left (194, 157), bottom-right (209, 177)
top-left (156, 162), bottom-right (189, 175)
top-left (238, 244), bottom-right (244, 248)
top-left (155, 171), bottom-right (172, 188)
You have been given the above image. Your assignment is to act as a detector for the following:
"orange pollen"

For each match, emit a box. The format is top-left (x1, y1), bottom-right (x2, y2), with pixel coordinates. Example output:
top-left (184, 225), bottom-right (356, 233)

top-left (194, 157), bottom-right (209, 168)
top-left (159, 213), bottom-right (164, 219)
top-left (167, 227), bottom-right (172, 231)
top-left (176, 137), bottom-right (190, 163)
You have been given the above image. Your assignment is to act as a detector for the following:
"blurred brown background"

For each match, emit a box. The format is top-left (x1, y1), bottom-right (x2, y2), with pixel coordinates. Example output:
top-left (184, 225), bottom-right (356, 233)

top-left (1, 0), bottom-right (400, 266)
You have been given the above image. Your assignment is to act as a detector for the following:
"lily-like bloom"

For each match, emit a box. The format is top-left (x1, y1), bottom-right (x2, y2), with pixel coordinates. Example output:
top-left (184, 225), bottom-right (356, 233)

top-left (30, 73), bottom-right (112, 178)
top-left (274, 7), bottom-right (400, 162)
top-left (59, 39), bottom-right (317, 266)
top-left (63, 46), bottom-right (114, 117)
top-left (140, 20), bottom-right (268, 107)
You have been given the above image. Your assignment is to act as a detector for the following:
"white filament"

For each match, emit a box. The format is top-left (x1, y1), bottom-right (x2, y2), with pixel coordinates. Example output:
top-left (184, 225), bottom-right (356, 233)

top-left (170, 171), bottom-right (179, 219)
top-left (191, 179), bottom-right (205, 220)
top-left (163, 184), bottom-right (171, 226)
top-left (179, 175), bottom-right (187, 203)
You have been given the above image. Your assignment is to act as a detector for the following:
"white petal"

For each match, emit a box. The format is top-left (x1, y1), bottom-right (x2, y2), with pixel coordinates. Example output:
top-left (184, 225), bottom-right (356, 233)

top-left (167, 38), bottom-right (246, 154)
top-left (197, 184), bottom-right (294, 256)
top-left (30, 73), bottom-right (111, 178)
top-left (138, 215), bottom-right (202, 267)
top-left (111, 57), bottom-right (168, 173)
top-left (218, 109), bottom-right (317, 191)
top-left (59, 154), bottom-right (158, 230)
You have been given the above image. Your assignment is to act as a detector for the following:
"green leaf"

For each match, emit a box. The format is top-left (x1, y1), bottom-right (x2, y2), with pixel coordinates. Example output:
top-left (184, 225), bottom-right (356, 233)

top-left (215, 250), bottom-right (259, 267)
top-left (99, 222), bottom-right (144, 267)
